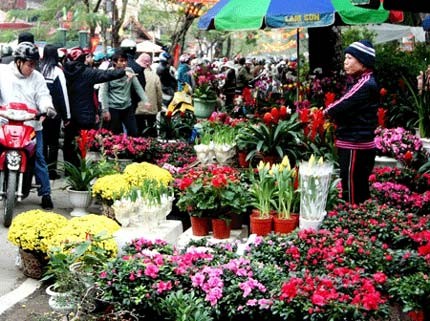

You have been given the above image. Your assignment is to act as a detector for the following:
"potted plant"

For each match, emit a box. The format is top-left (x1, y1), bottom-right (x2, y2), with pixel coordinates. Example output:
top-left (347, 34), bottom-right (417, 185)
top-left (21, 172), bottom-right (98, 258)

top-left (47, 214), bottom-right (120, 259)
top-left (63, 156), bottom-right (100, 217)
top-left (7, 209), bottom-right (68, 279)
top-left (42, 247), bottom-right (79, 315)
top-left (193, 125), bottom-right (215, 164)
top-left (157, 109), bottom-right (196, 141)
top-left (175, 164), bottom-right (249, 238)
top-left (248, 160), bottom-right (276, 236)
top-left (270, 156), bottom-right (299, 234)
top-left (212, 123), bottom-right (237, 165)
top-left (62, 130), bottom-right (102, 216)
top-left (192, 63), bottom-right (218, 119)
top-left (92, 173), bottom-right (131, 218)
top-left (237, 108), bottom-right (303, 165)
top-left (374, 126), bottom-right (428, 170)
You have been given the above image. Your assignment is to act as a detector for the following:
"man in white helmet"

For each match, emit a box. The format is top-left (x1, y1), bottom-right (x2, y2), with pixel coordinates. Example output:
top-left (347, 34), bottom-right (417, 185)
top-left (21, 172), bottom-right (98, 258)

top-left (120, 38), bottom-right (148, 113)
top-left (0, 42), bottom-right (57, 210)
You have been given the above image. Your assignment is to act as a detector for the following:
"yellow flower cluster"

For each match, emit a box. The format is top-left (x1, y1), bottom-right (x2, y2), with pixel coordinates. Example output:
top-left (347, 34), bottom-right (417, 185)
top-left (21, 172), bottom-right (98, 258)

top-left (7, 210), bottom-right (68, 253)
top-left (92, 173), bottom-right (131, 201)
top-left (47, 214), bottom-right (120, 257)
top-left (93, 162), bottom-right (173, 202)
top-left (123, 162), bottom-right (173, 187)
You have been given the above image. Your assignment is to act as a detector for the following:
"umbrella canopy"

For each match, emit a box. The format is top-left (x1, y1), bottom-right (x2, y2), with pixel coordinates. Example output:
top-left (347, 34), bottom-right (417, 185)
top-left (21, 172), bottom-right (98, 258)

top-left (136, 40), bottom-right (163, 53)
top-left (198, 0), bottom-right (389, 31)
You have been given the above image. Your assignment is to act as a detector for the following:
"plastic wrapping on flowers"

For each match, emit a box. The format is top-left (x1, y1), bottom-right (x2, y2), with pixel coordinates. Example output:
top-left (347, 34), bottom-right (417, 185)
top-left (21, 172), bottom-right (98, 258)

top-left (299, 155), bottom-right (333, 221)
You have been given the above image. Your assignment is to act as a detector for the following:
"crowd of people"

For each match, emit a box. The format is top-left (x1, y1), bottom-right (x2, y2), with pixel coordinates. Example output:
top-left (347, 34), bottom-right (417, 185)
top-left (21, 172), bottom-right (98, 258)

top-left (0, 31), bottom-right (301, 210)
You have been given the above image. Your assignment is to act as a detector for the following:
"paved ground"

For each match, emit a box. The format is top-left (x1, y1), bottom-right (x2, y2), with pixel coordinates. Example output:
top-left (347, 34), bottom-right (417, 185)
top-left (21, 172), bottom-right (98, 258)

top-left (0, 176), bottom-right (101, 320)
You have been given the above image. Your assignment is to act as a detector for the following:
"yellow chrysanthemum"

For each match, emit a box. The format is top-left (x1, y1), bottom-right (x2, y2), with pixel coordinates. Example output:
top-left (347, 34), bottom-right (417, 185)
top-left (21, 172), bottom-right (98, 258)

top-left (92, 173), bottom-right (131, 201)
top-left (47, 214), bottom-right (120, 257)
top-left (7, 210), bottom-right (68, 253)
top-left (123, 162), bottom-right (173, 187)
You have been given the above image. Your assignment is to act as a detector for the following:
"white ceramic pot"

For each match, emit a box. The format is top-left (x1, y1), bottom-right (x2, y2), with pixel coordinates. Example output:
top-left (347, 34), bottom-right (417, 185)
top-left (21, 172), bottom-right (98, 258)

top-left (46, 284), bottom-right (75, 314)
top-left (67, 188), bottom-right (92, 217)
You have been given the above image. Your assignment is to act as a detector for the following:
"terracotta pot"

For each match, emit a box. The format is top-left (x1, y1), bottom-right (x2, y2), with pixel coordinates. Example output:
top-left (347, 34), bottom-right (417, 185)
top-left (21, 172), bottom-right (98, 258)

top-left (190, 216), bottom-right (210, 236)
top-left (273, 213), bottom-right (299, 235)
top-left (237, 151), bottom-right (250, 168)
top-left (211, 218), bottom-right (231, 239)
top-left (250, 211), bottom-right (273, 236)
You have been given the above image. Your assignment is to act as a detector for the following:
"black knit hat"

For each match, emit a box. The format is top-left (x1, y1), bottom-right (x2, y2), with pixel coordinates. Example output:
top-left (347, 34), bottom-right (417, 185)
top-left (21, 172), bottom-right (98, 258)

top-left (344, 40), bottom-right (375, 68)
top-left (18, 32), bottom-right (34, 44)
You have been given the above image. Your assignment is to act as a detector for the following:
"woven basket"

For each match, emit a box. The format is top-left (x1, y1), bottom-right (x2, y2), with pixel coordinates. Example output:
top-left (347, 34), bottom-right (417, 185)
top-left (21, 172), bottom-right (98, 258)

top-left (19, 248), bottom-right (46, 279)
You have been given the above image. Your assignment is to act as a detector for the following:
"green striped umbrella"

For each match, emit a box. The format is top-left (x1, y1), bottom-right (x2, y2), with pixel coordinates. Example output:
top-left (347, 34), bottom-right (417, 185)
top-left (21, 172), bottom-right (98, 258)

top-left (198, 0), bottom-right (389, 31)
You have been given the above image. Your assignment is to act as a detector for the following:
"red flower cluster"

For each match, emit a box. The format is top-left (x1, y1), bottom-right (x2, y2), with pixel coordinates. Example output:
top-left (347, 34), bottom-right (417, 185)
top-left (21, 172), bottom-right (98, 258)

top-left (298, 107), bottom-right (327, 141)
top-left (280, 267), bottom-right (385, 311)
top-left (175, 164), bottom-right (247, 217)
top-left (262, 106), bottom-right (288, 125)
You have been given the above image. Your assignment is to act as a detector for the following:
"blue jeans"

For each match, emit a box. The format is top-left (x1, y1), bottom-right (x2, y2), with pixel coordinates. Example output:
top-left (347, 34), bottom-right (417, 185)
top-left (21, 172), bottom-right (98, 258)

top-left (34, 130), bottom-right (51, 196)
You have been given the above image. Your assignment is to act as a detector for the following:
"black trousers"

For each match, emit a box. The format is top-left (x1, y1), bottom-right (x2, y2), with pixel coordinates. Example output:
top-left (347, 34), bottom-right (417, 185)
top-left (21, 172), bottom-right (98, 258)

top-left (338, 148), bottom-right (376, 204)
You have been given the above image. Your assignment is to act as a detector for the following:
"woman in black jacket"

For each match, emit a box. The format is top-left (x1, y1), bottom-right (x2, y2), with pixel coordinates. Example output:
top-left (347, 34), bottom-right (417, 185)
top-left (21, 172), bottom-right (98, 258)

top-left (324, 40), bottom-right (379, 204)
top-left (63, 47), bottom-right (126, 167)
top-left (40, 44), bottom-right (70, 179)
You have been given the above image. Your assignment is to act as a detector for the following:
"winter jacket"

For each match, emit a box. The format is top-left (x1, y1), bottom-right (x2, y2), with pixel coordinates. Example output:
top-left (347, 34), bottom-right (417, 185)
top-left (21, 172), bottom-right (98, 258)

top-left (176, 63), bottom-right (192, 91)
top-left (0, 62), bottom-right (52, 131)
top-left (325, 71), bottom-right (378, 149)
top-left (156, 61), bottom-right (177, 100)
top-left (136, 68), bottom-right (162, 115)
top-left (63, 61), bottom-right (125, 129)
top-left (236, 66), bottom-right (252, 90)
top-left (127, 54), bottom-right (146, 109)
top-left (99, 67), bottom-right (148, 111)
top-left (42, 65), bottom-right (71, 121)
top-left (223, 68), bottom-right (237, 96)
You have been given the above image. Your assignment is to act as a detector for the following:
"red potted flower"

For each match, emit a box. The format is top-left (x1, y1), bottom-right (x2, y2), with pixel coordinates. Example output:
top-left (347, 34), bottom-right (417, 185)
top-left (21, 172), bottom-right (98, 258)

top-left (175, 164), bottom-right (249, 238)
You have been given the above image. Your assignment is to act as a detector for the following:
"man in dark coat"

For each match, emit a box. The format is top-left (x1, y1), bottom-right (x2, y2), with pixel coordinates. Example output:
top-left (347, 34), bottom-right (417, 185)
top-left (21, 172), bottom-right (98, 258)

top-left (63, 47), bottom-right (126, 167)
top-left (156, 51), bottom-right (177, 106)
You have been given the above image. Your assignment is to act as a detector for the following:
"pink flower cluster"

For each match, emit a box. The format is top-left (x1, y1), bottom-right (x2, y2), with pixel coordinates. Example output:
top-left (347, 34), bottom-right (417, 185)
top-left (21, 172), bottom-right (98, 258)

top-left (374, 127), bottom-right (423, 166)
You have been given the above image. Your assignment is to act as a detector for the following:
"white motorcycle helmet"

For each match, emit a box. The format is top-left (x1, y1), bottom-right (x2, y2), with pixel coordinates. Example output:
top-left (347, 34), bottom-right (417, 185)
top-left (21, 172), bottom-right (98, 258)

top-left (120, 38), bottom-right (137, 54)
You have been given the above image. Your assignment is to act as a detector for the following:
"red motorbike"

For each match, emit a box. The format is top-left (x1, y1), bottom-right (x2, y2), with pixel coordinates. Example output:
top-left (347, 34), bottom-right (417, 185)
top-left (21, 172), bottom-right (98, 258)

top-left (0, 102), bottom-right (38, 227)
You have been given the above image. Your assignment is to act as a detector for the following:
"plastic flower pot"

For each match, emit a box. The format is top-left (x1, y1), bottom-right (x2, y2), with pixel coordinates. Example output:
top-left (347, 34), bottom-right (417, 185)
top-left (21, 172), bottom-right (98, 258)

top-left (250, 211), bottom-right (273, 236)
top-left (193, 98), bottom-right (217, 119)
top-left (273, 213), bottom-right (299, 235)
top-left (190, 216), bottom-right (210, 236)
top-left (211, 218), bottom-right (231, 239)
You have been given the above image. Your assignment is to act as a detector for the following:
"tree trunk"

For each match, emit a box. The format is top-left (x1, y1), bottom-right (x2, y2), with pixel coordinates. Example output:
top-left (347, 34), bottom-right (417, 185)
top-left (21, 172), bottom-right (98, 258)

top-left (170, 16), bottom-right (196, 54)
top-left (308, 26), bottom-right (342, 75)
